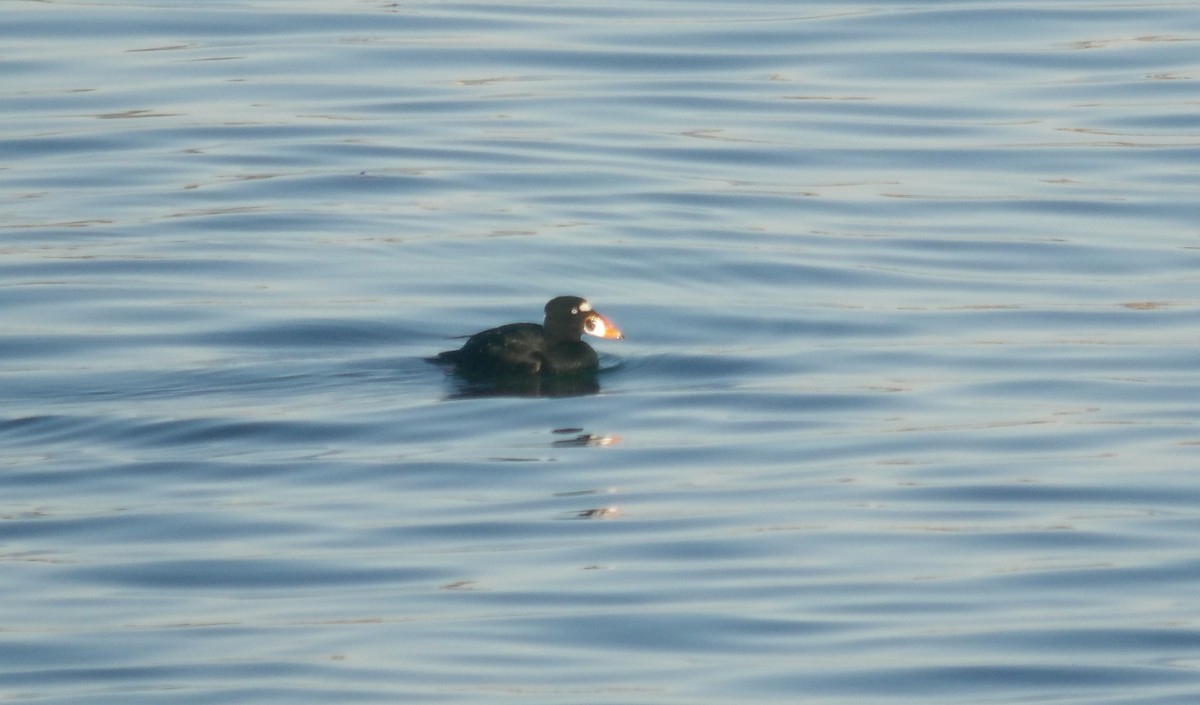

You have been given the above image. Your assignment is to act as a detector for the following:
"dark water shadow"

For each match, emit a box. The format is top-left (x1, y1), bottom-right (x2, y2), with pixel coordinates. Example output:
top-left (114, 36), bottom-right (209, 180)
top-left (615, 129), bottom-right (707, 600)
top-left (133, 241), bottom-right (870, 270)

top-left (426, 358), bottom-right (600, 399)
top-left (428, 354), bottom-right (624, 400)
top-left (438, 370), bottom-right (602, 399)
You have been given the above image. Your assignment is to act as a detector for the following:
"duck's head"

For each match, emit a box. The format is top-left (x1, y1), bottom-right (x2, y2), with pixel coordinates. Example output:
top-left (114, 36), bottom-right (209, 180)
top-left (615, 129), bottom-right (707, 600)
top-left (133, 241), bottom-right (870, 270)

top-left (544, 295), bottom-right (624, 342)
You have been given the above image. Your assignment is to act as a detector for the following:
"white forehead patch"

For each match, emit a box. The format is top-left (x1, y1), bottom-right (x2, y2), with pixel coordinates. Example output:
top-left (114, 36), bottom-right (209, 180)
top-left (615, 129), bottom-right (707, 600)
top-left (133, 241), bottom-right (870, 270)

top-left (578, 300), bottom-right (592, 312)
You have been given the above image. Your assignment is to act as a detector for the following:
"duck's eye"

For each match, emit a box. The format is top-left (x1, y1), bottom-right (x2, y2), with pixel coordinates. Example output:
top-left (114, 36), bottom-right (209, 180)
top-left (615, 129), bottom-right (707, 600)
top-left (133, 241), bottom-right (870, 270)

top-left (571, 307), bottom-right (579, 315)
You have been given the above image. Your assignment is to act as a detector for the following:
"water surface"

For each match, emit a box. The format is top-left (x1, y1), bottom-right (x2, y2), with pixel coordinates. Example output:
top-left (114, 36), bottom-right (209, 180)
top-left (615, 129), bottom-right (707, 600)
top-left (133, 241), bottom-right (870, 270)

top-left (3, 1), bottom-right (1200, 703)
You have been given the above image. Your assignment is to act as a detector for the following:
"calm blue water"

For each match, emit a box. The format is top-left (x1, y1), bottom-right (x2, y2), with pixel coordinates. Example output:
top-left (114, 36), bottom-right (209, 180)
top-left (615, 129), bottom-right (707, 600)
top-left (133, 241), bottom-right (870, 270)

top-left (3, 1), bottom-right (1200, 702)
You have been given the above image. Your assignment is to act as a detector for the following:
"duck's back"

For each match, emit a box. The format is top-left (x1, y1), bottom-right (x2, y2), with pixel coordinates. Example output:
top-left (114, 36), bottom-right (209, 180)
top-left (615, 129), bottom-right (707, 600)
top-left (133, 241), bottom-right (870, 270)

top-left (435, 323), bottom-right (548, 376)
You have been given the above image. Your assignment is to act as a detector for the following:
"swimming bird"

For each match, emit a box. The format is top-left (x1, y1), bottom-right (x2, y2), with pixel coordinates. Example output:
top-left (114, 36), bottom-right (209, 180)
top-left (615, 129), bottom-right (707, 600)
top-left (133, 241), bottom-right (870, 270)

top-left (432, 295), bottom-right (623, 379)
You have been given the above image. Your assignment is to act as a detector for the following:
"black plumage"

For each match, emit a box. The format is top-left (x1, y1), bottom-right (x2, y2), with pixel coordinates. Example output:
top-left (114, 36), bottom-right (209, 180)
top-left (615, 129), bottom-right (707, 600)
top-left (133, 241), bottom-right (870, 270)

top-left (432, 296), bottom-right (623, 379)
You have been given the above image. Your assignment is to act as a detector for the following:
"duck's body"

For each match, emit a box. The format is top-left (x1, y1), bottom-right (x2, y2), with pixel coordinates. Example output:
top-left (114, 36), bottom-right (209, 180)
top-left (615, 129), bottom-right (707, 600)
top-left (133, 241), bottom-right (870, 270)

top-left (432, 296), bottom-right (623, 380)
top-left (435, 322), bottom-right (601, 377)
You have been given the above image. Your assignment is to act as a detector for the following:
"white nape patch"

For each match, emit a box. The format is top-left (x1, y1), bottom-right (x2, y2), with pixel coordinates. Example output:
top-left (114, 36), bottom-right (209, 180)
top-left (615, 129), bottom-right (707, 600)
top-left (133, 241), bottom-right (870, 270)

top-left (583, 315), bottom-right (607, 337)
top-left (578, 300), bottom-right (592, 312)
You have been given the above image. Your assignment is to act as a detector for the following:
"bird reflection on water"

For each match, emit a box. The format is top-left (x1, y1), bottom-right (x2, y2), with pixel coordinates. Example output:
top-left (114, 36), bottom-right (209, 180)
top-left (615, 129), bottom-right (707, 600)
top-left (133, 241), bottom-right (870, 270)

top-left (441, 370), bottom-right (602, 399)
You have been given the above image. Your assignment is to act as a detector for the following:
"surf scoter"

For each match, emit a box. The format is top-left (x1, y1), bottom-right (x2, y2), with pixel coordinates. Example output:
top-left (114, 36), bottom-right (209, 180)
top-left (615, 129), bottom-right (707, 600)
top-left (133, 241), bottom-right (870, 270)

top-left (432, 296), bottom-right (623, 378)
